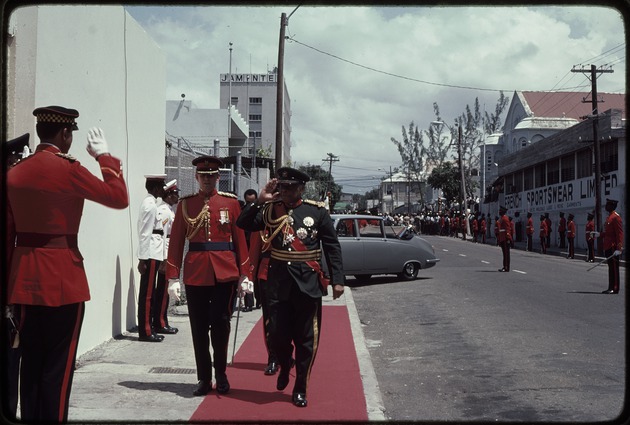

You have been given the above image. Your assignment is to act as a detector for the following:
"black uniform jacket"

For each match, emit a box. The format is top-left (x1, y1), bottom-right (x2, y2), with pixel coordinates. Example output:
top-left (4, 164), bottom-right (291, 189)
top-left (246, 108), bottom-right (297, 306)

top-left (237, 199), bottom-right (344, 300)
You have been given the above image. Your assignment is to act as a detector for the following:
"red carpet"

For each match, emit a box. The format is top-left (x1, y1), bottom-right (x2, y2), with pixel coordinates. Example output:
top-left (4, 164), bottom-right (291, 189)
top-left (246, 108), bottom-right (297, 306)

top-left (190, 305), bottom-right (368, 422)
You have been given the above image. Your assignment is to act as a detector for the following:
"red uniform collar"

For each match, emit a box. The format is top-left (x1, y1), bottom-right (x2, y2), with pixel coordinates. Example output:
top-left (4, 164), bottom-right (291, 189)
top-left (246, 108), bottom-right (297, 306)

top-left (36, 143), bottom-right (61, 154)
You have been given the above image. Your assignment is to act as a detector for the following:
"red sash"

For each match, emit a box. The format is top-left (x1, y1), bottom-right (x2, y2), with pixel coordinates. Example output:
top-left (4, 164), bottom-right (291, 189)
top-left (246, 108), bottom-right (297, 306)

top-left (273, 203), bottom-right (330, 290)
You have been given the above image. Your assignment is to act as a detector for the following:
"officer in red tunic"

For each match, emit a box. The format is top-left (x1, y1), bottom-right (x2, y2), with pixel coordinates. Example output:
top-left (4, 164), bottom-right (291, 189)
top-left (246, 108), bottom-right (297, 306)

top-left (497, 206), bottom-right (512, 272)
top-left (237, 167), bottom-right (344, 408)
top-left (165, 156), bottom-right (250, 396)
top-left (472, 214), bottom-right (478, 243)
top-left (585, 212), bottom-right (596, 262)
top-left (597, 198), bottom-right (624, 294)
top-left (558, 212), bottom-right (567, 249)
top-left (525, 212), bottom-right (534, 251)
top-left (566, 213), bottom-right (576, 259)
top-left (539, 215), bottom-right (548, 254)
top-left (480, 213), bottom-right (487, 244)
top-left (6, 106), bottom-right (128, 423)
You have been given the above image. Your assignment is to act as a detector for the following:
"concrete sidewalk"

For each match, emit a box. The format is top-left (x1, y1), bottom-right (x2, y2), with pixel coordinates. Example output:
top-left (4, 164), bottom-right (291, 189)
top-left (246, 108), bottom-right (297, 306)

top-left (65, 287), bottom-right (385, 422)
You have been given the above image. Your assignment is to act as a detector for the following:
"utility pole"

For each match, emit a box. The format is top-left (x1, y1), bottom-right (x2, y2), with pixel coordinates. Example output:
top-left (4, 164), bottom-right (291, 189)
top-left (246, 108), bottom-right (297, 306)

top-left (322, 152), bottom-right (339, 196)
top-left (571, 64), bottom-right (613, 255)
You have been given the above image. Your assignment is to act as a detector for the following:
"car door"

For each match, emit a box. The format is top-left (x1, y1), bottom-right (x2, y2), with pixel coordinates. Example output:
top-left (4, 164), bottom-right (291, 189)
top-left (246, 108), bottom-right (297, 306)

top-left (358, 219), bottom-right (389, 272)
top-left (335, 218), bottom-right (363, 274)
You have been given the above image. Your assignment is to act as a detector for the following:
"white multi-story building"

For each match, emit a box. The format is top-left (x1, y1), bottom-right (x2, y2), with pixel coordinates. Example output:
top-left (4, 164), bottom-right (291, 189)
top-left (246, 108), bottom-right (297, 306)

top-left (219, 70), bottom-right (292, 167)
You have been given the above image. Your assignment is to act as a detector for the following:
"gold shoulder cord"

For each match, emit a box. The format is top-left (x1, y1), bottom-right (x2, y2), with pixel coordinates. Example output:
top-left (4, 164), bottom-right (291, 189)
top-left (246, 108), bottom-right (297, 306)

top-left (182, 199), bottom-right (209, 240)
top-left (260, 203), bottom-right (289, 251)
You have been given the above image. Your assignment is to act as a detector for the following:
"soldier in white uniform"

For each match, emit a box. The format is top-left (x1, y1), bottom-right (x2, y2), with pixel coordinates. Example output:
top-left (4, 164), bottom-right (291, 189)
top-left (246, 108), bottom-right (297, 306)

top-left (137, 174), bottom-right (167, 342)
top-left (154, 179), bottom-right (180, 334)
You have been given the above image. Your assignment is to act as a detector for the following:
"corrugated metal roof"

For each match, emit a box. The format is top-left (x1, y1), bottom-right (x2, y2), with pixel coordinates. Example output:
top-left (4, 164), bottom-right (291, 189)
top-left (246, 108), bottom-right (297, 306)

top-left (521, 91), bottom-right (625, 120)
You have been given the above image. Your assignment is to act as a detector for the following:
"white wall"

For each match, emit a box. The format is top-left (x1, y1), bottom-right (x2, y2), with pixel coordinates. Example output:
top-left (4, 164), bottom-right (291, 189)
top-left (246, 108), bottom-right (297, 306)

top-left (7, 5), bottom-right (166, 356)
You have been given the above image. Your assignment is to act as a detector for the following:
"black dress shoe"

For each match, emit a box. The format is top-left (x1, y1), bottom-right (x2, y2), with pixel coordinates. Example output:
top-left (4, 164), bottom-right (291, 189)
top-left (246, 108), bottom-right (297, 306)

top-left (277, 368), bottom-right (290, 390)
top-left (215, 375), bottom-right (230, 394)
top-left (602, 289), bottom-right (616, 294)
top-left (498, 268), bottom-right (507, 272)
top-left (264, 361), bottom-right (279, 375)
top-left (292, 393), bottom-right (307, 407)
top-left (138, 334), bottom-right (163, 342)
top-left (156, 326), bottom-right (178, 334)
top-left (193, 380), bottom-right (212, 396)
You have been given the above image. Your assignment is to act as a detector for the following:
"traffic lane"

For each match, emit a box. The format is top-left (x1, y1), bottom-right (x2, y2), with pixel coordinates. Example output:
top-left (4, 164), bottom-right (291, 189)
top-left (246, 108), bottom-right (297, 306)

top-left (350, 236), bottom-right (624, 422)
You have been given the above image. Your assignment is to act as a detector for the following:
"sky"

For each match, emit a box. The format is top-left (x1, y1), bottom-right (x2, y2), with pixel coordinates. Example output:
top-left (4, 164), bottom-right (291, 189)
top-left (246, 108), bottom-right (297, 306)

top-left (125, 5), bottom-right (626, 194)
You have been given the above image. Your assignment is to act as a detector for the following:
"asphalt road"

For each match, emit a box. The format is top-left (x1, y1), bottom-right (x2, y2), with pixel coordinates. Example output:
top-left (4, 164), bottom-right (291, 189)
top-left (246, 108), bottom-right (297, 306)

top-left (348, 235), bottom-right (626, 423)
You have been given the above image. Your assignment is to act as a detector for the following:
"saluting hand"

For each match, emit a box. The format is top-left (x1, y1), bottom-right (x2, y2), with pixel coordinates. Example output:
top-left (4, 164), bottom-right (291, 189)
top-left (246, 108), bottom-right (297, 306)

top-left (86, 127), bottom-right (110, 159)
top-left (258, 178), bottom-right (280, 204)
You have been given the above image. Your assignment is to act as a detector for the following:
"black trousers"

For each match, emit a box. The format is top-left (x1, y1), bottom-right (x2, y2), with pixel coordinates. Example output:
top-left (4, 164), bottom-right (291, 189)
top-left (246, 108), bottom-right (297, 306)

top-left (19, 302), bottom-right (84, 423)
top-left (540, 236), bottom-right (547, 254)
top-left (185, 283), bottom-right (236, 383)
top-left (2, 306), bottom-right (22, 421)
top-left (587, 239), bottom-right (595, 262)
top-left (605, 249), bottom-right (621, 292)
top-left (269, 282), bottom-right (322, 395)
top-left (138, 259), bottom-right (160, 337)
top-left (257, 279), bottom-right (277, 364)
top-left (154, 271), bottom-right (170, 329)
top-left (567, 237), bottom-right (575, 258)
top-left (559, 231), bottom-right (566, 248)
top-left (526, 234), bottom-right (533, 251)
top-left (499, 241), bottom-right (511, 271)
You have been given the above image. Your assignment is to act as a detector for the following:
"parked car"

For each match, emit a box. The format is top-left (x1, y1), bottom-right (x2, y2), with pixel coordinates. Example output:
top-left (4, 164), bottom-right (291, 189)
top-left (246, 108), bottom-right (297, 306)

top-left (327, 214), bottom-right (439, 281)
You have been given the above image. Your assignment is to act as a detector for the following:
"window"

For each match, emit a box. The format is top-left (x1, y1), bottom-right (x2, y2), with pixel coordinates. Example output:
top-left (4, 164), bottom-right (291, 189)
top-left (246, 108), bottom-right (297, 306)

top-left (249, 114), bottom-right (262, 122)
top-left (358, 219), bottom-right (383, 237)
top-left (547, 159), bottom-right (559, 185)
top-left (560, 153), bottom-right (575, 182)
top-left (523, 167), bottom-right (533, 190)
top-left (600, 140), bottom-right (618, 173)
top-left (535, 163), bottom-right (546, 188)
top-left (576, 149), bottom-right (591, 179)
top-left (513, 170), bottom-right (523, 193)
top-left (249, 97), bottom-right (262, 104)
top-left (230, 97), bottom-right (239, 105)
top-left (336, 219), bottom-right (356, 237)
top-left (249, 131), bottom-right (262, 138)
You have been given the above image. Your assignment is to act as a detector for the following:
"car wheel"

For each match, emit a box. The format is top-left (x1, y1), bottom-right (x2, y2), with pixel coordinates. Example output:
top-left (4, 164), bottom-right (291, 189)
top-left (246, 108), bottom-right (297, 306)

top-left (354, 274), bottom-right (372, 282)
top-left (399, 262), bottom-right (418, 280)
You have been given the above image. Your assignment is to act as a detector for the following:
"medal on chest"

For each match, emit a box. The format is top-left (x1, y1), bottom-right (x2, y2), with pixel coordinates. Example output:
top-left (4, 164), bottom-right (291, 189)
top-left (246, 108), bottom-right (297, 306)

top-left (219, 208), bottom-right (230, 224)
top-left (282, 210), bottom-right (295, 246)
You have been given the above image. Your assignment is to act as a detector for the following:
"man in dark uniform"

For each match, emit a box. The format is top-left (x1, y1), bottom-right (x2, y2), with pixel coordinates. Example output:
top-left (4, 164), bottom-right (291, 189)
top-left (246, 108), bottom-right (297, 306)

top-left (236, 167), bottom-right (344, 408)
top-left (597, 198), bottom-right (623, 294)
top-left (6, 106), bottom-right (128, 422)
top-left (497, 206), bottom-right (512, 272)
top-left (165, 156), bottom-right (250, 396)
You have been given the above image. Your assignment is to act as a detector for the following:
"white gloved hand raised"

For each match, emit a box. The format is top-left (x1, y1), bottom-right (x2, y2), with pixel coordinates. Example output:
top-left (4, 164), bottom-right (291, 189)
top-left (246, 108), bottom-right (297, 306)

top-left (21, 145), bottom-right (30, 159)
top-left (613, 250), bottom-right (622, 257)
top-left (86, 127), bottom-right (109, 159)
top-left (168, 279), bottom-right (181, 302)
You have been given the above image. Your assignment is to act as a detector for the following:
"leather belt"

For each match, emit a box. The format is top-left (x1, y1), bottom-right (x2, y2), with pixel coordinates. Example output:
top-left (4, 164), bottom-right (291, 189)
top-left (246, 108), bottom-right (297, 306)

top-left (271, 248), bottom-right (321, 262)
top-left (152, 229), bottom-right (164, 235)
top-left (188, 242), bottom-right (234, 251)
top-left (16, 232), bottom-right (78, 249)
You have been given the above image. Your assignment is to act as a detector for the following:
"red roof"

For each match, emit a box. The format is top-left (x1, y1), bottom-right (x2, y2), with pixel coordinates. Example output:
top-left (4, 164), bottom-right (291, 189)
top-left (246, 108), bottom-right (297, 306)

top-left (521, 91), bottom-right (625, 120)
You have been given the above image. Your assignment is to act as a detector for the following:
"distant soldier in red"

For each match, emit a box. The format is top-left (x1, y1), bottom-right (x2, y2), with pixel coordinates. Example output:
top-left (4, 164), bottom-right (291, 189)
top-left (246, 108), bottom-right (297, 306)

top-left (165, 155), bottom-right (250, 396)
top-left (472, 214), bottom-right (479, 243)
top-left (494, 216), bottom-right (500, 246)
top-left (6, 106), bottom-right (129, 423)
top-left (525, 212), bottom-right (534, 251)
top-left (558, 212), bottom-right (567, 249)
top-left (460, 214), bottom-right (467, 241)
top-left (585, 212), bottom-right (595, 263)
top-left (544, 213), bottom-right (552, 248)
top-left (539, 215), bottom-right (548, 254)
top-left (480, 214), bottom-right (487, 244)
top-left (497, 206), bottom-right (512, 272)
top-left (566, 213), bottom-right (576, 259)
top-left (452, 214), bottom-right (459, 238)
top-left (597, 198), bottom-right (624, 294)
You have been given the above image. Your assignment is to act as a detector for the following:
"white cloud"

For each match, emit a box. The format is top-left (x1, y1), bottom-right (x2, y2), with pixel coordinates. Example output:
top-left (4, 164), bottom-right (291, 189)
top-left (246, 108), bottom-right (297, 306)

top-left (126, 5), bottom-right (625, 193)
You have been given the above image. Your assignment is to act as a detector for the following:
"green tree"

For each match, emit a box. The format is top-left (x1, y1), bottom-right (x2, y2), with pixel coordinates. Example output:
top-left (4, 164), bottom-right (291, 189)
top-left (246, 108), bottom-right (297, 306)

top-left (298, 164), bottom-right (342, 208)
top-left (390, 122), bottom-right (426, 204)
top-left (426, 162), bottom-right (461, 208)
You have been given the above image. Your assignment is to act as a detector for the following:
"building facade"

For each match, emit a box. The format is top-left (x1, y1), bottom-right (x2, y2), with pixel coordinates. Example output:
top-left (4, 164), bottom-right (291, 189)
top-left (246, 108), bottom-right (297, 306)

top-left (219, 70), bottom-right (292, 167)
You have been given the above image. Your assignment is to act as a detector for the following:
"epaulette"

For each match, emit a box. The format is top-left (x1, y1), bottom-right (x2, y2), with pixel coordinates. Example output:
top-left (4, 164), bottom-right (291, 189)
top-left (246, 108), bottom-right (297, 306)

top-left (304, 199), bottom-right (325, 208)
top-left (180, 193), bottom-right (197, 200)
top-left (56, 153), bottom-right (77, 162)
top-left (218, 191), bottom-right (238, 199)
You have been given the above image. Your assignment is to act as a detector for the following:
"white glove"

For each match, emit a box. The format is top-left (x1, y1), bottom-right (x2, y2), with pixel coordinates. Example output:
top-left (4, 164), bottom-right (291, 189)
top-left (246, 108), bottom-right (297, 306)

top-left (86, 127), bottom-right (109, 159)
top-left (239, 276), bottom-right (253, 294)
top-left (21, 145), bottom-right (30, 159)
top-left (168, 279), bottom-right (181, 302)
top-left (591, 231), bottom-right (600, 237)
top-left (613, 250), bottom-right (622, 257)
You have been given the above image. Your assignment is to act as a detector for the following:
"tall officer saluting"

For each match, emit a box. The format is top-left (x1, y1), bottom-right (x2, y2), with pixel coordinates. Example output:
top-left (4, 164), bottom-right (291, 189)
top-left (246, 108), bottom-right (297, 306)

top-left (236, 167), bottom-right (344, 408)
top-left (165, 156), bottom-right (250, 396)
top-left (6, 106), bottom-right (128, 422)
